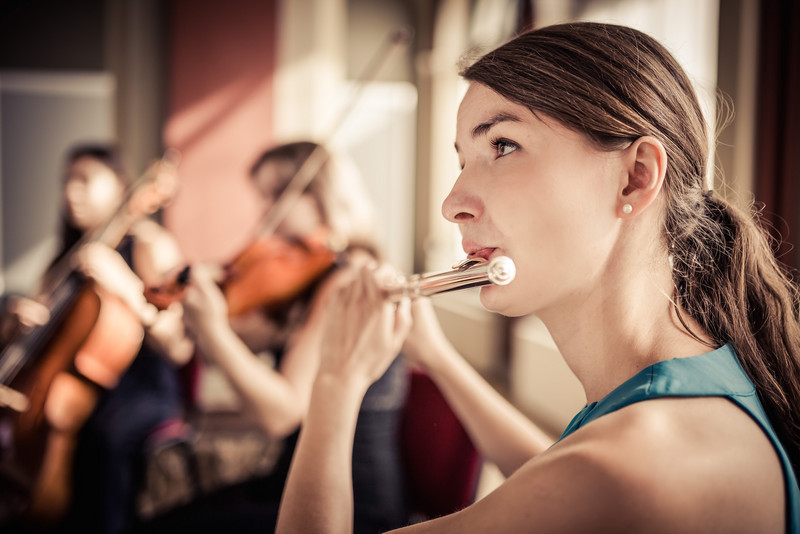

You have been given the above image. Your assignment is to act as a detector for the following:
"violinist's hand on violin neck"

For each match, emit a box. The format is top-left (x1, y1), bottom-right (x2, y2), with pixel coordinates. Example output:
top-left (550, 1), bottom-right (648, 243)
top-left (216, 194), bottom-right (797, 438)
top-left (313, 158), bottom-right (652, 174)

top-left (318, 263), bottom-right (411, 391)
top-left (0, 295), bottom-right (50, 345)
top-left (5, 295), bottom-right (51, 328)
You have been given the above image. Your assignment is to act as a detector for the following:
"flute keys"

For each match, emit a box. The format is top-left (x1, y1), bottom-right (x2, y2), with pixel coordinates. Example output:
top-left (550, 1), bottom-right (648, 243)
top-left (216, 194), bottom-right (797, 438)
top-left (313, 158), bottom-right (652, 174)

top-left (451, 257), bottom-right (485, 270)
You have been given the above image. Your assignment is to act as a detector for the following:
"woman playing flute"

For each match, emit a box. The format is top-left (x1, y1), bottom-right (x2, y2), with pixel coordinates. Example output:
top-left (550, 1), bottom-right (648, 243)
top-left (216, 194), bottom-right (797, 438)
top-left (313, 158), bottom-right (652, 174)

top-left (277, 22), bottom-right (800, 534)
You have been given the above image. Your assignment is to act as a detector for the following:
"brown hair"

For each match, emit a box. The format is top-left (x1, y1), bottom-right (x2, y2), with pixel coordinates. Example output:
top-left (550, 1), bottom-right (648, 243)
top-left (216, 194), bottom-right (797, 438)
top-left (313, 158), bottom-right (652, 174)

top-left (462, 22), bottom-right (800, 470)
top-left (250, 141), bottom-right (380, 257)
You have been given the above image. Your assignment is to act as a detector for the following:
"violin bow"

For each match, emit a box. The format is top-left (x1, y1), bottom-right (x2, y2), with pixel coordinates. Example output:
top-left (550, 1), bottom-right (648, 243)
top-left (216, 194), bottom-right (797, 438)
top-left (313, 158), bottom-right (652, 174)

top-left (255, 27), bottom-right (413, 239)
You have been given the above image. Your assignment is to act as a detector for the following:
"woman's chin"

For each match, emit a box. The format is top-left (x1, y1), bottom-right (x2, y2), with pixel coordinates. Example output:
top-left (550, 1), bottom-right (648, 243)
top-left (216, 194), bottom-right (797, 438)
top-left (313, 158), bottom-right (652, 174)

top-left (479, 286), bottom-right (524, 317)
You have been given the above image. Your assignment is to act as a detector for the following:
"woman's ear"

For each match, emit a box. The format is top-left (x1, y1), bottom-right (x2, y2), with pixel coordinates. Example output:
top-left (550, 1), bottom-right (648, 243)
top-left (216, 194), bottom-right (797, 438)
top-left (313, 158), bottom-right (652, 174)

top-left (618, 136), bottom-right (667, 217)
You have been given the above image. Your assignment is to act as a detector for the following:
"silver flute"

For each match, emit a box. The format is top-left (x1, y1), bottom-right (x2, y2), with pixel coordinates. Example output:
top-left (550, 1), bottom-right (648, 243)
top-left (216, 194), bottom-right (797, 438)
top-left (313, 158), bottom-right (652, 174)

top-left (385, 256), bottom-right (516, 301)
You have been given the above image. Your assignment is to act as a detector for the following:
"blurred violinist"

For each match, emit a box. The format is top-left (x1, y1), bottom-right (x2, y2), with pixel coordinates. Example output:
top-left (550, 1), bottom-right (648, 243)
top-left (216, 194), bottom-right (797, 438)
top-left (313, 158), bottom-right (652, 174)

top-left (145, 141), bottom-right (408, 534)
top-left (1, 143), bottom-right (193, 534)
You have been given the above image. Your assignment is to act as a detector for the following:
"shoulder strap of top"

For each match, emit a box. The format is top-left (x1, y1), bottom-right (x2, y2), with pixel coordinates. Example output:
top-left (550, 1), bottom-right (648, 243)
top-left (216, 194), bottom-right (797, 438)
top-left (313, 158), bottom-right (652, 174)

top-left (558, 344), bottom-right (799, 533)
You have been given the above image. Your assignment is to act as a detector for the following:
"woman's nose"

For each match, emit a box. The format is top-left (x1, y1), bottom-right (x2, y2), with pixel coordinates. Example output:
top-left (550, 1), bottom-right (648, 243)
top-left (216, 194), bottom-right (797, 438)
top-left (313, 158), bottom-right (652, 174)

top-left (441, 174), bottom-right (480, 223)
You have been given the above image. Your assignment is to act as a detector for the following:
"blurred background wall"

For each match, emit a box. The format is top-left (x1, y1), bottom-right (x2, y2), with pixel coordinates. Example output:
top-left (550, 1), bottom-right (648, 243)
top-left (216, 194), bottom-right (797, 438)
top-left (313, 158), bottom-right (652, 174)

top-left (1, 0), bottom-right (798, 442)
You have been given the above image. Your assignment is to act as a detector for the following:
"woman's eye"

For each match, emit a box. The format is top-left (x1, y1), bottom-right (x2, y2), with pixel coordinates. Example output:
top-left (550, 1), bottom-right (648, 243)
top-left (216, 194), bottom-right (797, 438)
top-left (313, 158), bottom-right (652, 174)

top-left (492, 138), bottom-right (518, 158)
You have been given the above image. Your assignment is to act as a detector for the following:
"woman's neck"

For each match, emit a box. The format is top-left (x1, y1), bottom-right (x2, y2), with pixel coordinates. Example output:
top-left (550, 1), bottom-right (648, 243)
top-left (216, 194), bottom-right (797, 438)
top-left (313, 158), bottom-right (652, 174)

top-left (540, 249), bottom-right (712, 403)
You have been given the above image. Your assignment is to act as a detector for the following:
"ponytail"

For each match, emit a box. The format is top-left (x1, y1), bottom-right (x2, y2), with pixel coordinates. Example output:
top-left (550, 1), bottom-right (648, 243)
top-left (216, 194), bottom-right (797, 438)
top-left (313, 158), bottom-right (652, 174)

top-left (670, 190), bottom-right (800, 472)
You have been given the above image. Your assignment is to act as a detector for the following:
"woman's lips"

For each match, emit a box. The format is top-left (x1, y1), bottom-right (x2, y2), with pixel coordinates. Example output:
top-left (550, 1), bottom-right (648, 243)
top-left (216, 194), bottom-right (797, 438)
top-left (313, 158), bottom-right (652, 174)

top-left (465, 247), bottom-right (496, 261)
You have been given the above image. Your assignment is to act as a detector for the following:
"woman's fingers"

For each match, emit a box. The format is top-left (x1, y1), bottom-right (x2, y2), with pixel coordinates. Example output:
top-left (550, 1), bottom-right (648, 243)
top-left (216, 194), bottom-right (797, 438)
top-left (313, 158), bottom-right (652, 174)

top-left (7, 296), bottom-right (51, 327)
top-left (319, 263), bottom-right (411, 384)
top-left (181, 263), bottom-right (229, 333)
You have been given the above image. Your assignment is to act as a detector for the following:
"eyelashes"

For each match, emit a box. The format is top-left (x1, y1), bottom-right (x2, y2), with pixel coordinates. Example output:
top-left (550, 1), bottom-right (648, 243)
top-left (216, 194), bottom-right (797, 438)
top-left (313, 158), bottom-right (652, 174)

top-left (456, 136), bottom-right (520, 169)
top-left (490, 137), bottom-right (519, 158)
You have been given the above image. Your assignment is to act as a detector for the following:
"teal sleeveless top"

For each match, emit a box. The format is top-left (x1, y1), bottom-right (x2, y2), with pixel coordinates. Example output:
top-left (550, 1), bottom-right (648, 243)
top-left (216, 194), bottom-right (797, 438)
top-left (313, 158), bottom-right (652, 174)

top-left (559, 344), bottom-right (799, 533)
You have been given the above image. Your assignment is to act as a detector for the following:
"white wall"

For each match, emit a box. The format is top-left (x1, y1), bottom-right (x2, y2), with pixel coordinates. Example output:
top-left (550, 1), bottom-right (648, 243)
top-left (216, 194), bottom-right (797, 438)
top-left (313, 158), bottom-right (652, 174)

top-left (274, 0), bottom-right (417, 274)
top-left (0, 71), bottom-right (115, 295)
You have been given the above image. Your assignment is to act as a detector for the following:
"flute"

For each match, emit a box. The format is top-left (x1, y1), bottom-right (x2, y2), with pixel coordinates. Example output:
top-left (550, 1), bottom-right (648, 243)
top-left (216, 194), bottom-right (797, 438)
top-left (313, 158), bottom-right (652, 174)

top-left (385, 256), bottom-right (516, 301)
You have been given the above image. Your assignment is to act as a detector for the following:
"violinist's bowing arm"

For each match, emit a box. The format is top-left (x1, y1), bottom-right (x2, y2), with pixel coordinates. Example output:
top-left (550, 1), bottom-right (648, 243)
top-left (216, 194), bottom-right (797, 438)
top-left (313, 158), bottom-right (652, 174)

top-left (182, 263), bottom-right (336, 438)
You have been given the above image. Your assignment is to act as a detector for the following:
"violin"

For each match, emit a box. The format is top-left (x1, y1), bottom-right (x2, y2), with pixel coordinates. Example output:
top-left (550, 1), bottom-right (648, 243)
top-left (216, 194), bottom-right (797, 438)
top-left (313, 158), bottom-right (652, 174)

top-left (195, 29), bottom-right (412, 318)
top-left (143, 230), bottom-right (338, 320)
top-left (143, 265), bottom-right (192, 311)
top-left (221, 228), bottom-right (338, 318)
top-left (0, 155), bottom-right (180, 527)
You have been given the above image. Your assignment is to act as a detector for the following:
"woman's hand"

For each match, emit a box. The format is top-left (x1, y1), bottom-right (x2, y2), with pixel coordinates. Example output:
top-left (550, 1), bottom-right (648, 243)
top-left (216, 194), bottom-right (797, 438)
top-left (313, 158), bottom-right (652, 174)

top-left (181, 263), bottom-right (229, 341)
top-left (4, 295), bottom-right (51, 328)
top-left (402, 296), bottom-right (454, 373)
top-left (277, 264), bottom-right (411, 534)
top-left (74, 242), bottom-right (157, 326)
top-left (145, 301), bottom-right (195, 366)
top-left (1, 295), bottom-right (51, 344)
top-left (317, 264), bottom-right (411, 389)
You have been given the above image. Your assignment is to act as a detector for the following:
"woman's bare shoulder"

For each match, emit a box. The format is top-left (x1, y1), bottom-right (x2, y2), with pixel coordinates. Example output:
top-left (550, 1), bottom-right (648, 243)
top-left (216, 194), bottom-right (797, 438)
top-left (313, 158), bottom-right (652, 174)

top-left (404, 397), bottom-right (785, 534)
top-left (491, 397), bottom-right (784, 533)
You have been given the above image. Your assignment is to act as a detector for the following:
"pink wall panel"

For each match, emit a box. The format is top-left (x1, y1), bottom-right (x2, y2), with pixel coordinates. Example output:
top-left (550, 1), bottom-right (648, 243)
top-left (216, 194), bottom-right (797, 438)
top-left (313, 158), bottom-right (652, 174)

top-left (163, 0), bottom-right (278, 263)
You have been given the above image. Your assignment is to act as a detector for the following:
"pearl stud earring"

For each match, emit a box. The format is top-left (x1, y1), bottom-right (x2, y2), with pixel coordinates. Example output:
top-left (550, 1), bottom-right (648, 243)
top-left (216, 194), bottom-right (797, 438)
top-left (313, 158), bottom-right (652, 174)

top-left (622, 204), bottom-right (633, 214)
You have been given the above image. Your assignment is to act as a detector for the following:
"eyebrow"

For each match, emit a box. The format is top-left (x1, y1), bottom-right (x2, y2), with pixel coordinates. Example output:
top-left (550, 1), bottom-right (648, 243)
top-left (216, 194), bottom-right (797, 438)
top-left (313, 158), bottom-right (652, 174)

top-left (471, 112), bottom-right (522, 138)
top-left (455, 112), bottom-right (523, 153)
